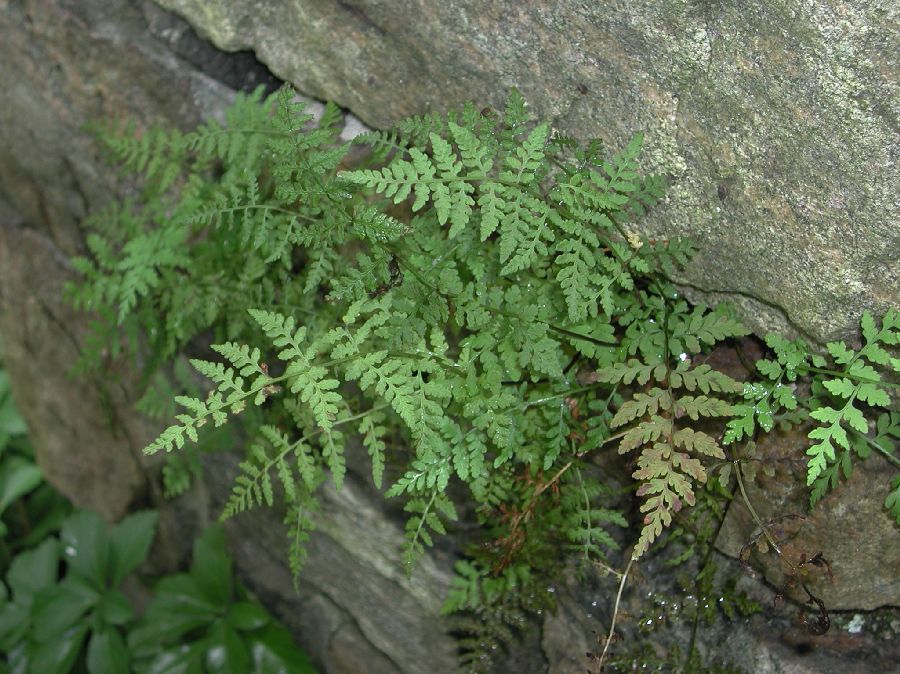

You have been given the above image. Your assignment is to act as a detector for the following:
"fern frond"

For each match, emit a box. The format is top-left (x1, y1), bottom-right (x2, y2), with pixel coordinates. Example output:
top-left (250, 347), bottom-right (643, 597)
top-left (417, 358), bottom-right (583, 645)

top-left (670, 304), bottom-right (749, 355)
top-left (77, 86), bottom-right (899, 611)
top-left (620, 416), bottom-right (669, 452)
top-left (670, 363), bottom-right (742, 394)
top-left (886, 475), bottom-right (900, 524)
top-left (187, 85), bottom-right (280, 167)
top-left (399, 491), bottom-right (457, 573)
top-left (804, 310), bottom-right (896, 486)
top-left (92, 120), bottom-right (187, 190)
top-left (284, 487), bottom-right (320, 589)
top-left (612, 388), bottom-right (672, 426)
top-left (220, 425), bottom-right (318, 519)
top-left (608, 346), bottom-right (739, 558)
top-left (320, 428), bottom-right (346, 489)
top-left (359, 411), bottom-right (388, 488)
top-left (562, 469), bottom-right (627, 561)
top-left (116, 226), bottom-right (190, 323)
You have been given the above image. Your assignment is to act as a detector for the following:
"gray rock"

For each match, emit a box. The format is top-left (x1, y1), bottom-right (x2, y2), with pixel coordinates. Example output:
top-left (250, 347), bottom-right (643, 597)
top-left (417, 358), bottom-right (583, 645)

top-left (155, 0), bottom-right (900, 346)
top-left (716, 425), bottom-right (900, 611)
top-left (0, 212), bottom-right (147, 520)
top-left (202, 453), bottom-right (460, 674)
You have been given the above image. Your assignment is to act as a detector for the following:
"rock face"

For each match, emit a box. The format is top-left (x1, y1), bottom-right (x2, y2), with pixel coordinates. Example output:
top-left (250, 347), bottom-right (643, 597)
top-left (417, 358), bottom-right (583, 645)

top-left (0, 214), bottom-right (148, 520)
top-left (154, 0), bottom-right (899, 346)
top-left (1, 1), bottom-right (898, 674)
top-left (715, 425), bottom-right (900, 611)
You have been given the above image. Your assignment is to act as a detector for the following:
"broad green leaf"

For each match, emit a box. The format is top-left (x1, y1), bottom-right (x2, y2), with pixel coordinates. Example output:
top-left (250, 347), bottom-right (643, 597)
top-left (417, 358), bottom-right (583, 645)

top-left (0, 457), bottom-right (42, 514)
top-left (60, 510), bottom-right (109, 587)
top-left (191, 525), bottom-right (233, 606)
top-left (16, 485), bottom-right (71, 549)
top-left (108, 510), bottom-right (158, 585)
top-left (0, 372), bottom-right (28, 438)
top-left (250, 623), bottom-right (318, 674)
top-left (134, 644), bottom-right (206, 674)
top-left (226, 601), bottom-right (270, 632)
top-left (5, 642), bottom-right (28, 674)
top-left (31, 577), bottom-right (99, 641)
top-left (206, 620), bottom-right (250, 674)
top-left (97, 589), bottom-right (133, 625)
top-left (7, 537), bottom-right (59, 603)
top-left (0, 603), bottom-right (29, 650)
top-left (128, 575), bottom-right (218, 655)
top-left (28, 624), bottom-right (88, 674)
top-left (86, 627), bottom-right (130, 674)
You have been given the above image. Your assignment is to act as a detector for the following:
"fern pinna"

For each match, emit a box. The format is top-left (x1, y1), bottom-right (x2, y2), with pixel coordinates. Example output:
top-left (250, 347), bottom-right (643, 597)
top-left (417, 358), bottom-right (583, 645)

top-left (70, 84), bottom-right (897, 656)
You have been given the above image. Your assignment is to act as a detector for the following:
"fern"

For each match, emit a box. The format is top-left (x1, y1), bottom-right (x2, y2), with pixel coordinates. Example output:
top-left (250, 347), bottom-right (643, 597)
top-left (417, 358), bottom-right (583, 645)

top-left (442, 560), bottom-right (553, 673)
top-left (599, 304), bottom-right (744, 558)
top-left (561, 468), bottom-right (627, 561)
top-left (70, 85), bottom-right (898, 664)
top-left (397, 490), bottom-right (458, 573)
top-left (723, 311), bottom-right (900, 520)
top-left (805, 311), bottom-right (897, 482)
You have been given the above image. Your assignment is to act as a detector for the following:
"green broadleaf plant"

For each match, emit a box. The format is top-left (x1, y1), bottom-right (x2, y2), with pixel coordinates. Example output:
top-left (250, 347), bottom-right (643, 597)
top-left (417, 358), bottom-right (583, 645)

top-left (128, 525), bottom-right (317, 674)
top-left (0, 509), bottom-right (157, 674)
top-left (0, 510), bottom-right (317, 674)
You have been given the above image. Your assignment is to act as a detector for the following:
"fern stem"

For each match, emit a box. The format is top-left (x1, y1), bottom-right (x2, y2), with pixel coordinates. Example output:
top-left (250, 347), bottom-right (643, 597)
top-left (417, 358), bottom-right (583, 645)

top-left (796, 364), bottom-right (898, 389)
top-left (851, 430), bottom-right (900, 470)
top-left (407, 490), bottom-right (438, 567)
top-left (522, 382), bottom-right (609, 410)
top-left (733, 460), bottom-right (781, 555)
top-left (205, 203), bottom-right (318, 223)
top-left (596, 555), bottom-right (633, 672)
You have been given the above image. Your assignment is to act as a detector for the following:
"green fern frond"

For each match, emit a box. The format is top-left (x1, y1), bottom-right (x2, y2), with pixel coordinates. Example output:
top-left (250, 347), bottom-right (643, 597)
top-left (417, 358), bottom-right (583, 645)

top-left (399, 491), bottom-right (457, 573)
top-left (359, 411), bottom-right (388, 488)
top-left (221, 425), bottom-right (319, 519)
top-left (804, 311), bottom-right (896, 487)
top-left (284, 486), bottom-right (320, 589)
top-left (885, 474), bottom-right (900, 524)
top-left (561, 469), bottom-right (627, 561)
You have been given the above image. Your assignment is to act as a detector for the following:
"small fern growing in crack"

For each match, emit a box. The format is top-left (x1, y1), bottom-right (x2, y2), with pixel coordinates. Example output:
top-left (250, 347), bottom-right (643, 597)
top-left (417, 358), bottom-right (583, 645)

top-left (726, 310), bottom-right (899, 520)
